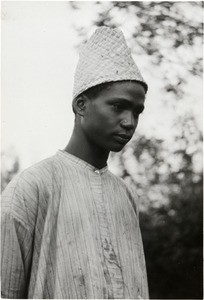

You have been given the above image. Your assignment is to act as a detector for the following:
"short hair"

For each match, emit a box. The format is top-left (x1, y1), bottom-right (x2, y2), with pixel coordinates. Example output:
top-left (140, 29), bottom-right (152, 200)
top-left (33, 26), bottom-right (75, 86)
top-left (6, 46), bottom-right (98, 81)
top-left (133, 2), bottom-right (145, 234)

top-left (72, 80), bottom-right (146, 114)
top-left (72, 82), bottom-right (114, 114)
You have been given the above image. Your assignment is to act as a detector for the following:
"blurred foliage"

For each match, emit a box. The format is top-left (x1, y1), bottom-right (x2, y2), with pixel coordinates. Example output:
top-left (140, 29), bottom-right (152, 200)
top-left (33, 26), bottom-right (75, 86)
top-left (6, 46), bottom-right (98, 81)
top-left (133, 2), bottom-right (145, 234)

top-left (70, 1), bottom-right (203, 299)
top-left (114, 115), bottom-right (203, 299)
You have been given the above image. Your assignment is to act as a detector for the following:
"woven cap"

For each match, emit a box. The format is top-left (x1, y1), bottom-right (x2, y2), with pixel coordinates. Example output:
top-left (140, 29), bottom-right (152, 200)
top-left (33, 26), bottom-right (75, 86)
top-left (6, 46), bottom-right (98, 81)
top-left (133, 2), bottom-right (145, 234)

top-left (73, 26), bottom-right (148, 99)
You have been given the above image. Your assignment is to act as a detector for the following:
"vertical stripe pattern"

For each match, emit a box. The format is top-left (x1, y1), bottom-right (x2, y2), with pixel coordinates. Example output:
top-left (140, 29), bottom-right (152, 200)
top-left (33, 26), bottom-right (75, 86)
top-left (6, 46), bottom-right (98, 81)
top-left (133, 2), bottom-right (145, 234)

top-left (1, 150), bottom-right (149, 299)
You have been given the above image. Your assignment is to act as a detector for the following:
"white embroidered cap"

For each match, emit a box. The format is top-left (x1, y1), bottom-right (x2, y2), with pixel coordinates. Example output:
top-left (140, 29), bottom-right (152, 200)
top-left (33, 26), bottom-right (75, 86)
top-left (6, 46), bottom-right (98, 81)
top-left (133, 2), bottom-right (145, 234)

top-left (73, 26), bottom-right (148, 99)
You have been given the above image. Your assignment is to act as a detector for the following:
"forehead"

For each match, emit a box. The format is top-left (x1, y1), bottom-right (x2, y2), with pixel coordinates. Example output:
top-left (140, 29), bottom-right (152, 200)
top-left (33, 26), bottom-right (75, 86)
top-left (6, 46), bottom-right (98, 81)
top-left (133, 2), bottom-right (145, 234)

top-left (94, 81), bottom-right (146, 106)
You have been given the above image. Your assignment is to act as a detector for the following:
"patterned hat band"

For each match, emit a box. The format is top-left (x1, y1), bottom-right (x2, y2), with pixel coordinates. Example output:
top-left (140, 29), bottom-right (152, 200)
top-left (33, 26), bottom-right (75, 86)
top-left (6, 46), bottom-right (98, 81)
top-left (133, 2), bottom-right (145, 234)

top-left (73, 26), bottom-right (148, 99)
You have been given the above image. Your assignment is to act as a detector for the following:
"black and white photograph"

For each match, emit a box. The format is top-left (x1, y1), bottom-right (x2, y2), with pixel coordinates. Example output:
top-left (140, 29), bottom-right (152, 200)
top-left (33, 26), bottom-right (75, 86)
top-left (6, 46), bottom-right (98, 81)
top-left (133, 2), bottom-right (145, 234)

top-left (1, 1), bottom-right (203, 299)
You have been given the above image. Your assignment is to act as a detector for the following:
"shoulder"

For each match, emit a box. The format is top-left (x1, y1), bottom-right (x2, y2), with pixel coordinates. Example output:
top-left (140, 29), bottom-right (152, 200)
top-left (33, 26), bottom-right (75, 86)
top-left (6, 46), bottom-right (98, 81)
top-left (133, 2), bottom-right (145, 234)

top-left (1, 154), bottom-right (59, 230)
top-left (3, 155), bottom-right (56, 194)
top-left (107, 170), bottom-right (140, 214)
top-left (107, 170), bottom-right (135, 192)
top-left (20, 154), bottom-right (59, 183)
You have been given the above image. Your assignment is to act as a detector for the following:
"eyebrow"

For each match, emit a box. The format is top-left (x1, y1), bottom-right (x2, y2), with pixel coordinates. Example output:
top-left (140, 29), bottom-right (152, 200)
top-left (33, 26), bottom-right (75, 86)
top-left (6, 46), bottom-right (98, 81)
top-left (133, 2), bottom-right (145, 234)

top-left (110, 98), bottom-right (145, 112)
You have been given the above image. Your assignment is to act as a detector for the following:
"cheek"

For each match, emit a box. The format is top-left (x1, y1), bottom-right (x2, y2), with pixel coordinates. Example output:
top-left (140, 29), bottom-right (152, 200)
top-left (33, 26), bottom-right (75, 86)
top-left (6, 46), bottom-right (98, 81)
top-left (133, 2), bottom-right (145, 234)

top-left (84, 105), bottom-right (119, 138)
top-left (91, 108), bottom-right (116, 127)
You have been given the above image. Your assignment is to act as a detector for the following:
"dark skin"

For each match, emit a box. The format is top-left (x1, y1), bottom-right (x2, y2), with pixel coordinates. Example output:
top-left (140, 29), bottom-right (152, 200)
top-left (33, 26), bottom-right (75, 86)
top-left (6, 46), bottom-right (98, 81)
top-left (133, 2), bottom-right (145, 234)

top-left (64, 81), bottom-right (146, 169)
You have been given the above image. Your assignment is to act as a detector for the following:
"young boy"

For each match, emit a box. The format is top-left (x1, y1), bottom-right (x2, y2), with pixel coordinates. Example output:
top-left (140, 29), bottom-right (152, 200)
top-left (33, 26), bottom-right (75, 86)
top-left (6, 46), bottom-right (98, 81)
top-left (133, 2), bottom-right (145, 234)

top-left (1, 26), bottom-right (149, 299)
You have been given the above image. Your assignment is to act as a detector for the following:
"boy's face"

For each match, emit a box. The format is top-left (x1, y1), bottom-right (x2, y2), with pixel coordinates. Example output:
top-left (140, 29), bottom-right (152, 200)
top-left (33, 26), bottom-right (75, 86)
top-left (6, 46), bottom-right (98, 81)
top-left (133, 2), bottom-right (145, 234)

top-left (81, 81), bottom-right (145, 152)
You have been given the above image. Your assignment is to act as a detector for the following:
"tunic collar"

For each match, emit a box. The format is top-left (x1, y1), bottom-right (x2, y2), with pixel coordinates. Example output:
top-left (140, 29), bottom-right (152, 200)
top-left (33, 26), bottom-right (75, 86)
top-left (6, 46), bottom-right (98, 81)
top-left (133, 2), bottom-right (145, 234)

top-left (57, 150), bottom-right (108, 174)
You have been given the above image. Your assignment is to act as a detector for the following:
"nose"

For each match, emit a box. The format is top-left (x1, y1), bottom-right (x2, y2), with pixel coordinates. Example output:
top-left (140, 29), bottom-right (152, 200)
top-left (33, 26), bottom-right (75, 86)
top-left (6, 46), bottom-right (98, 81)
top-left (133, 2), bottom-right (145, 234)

top-left (120, 112), bottom-right (137, 130)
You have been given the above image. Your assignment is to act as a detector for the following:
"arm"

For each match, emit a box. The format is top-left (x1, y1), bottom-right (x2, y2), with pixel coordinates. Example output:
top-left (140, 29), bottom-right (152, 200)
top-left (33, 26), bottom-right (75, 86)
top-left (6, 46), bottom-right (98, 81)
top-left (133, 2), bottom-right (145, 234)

top-left (1, 176), bottom-right (34, 299)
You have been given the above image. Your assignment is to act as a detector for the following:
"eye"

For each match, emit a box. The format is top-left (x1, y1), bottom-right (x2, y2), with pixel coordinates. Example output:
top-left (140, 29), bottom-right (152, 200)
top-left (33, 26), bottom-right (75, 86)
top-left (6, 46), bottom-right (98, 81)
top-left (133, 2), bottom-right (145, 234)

top-left (133, 112), bottom-right (139, 118)
top-left (133, 107), bottom-right (144, 117)
top-left (112, 103), bottom-right (124, 112)
top-left (133, 111), bottom-right (142, 118)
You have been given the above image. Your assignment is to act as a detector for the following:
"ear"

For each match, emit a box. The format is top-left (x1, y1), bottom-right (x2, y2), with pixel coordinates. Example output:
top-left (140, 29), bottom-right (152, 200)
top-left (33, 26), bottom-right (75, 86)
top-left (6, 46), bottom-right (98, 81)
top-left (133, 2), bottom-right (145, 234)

top-left (73, 95), bottom-right (88, 116)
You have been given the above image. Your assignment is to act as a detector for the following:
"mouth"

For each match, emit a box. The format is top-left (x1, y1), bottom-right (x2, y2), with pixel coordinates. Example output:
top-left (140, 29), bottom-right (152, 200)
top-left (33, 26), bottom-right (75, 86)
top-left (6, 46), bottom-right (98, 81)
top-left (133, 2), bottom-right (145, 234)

top-left (113, 134), bottom-right (132, 144)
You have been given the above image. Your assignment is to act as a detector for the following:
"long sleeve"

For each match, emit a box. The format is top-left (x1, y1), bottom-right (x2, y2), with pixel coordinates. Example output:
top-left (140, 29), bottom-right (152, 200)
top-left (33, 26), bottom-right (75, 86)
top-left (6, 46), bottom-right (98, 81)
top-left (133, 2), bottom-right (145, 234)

top-left (1, 176), bottom-right (34, 299)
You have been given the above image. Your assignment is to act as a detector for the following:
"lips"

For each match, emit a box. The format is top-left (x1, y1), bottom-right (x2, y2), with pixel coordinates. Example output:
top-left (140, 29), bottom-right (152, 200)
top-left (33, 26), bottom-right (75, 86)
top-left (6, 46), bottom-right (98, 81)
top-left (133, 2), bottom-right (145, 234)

top-left (113, 133), bottom-right (132, 144)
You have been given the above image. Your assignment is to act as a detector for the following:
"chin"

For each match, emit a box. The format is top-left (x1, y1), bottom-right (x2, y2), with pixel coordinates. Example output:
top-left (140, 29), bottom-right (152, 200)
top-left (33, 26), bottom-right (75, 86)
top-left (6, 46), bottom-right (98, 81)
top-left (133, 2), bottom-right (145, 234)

top-left (109, 144), bottom-right (126, 152)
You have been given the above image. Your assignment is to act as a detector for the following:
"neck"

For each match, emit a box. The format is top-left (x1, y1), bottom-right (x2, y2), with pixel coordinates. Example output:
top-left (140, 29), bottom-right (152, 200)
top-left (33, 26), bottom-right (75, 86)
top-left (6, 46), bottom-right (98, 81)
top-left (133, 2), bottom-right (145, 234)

top-left (64, 125), bottom-right (109, 169)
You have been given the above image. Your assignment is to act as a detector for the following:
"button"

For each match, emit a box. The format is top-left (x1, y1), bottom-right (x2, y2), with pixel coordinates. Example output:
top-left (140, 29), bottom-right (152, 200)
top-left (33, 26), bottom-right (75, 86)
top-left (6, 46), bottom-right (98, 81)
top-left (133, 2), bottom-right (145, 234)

top-left (94, 169), bottom-right (100, 174)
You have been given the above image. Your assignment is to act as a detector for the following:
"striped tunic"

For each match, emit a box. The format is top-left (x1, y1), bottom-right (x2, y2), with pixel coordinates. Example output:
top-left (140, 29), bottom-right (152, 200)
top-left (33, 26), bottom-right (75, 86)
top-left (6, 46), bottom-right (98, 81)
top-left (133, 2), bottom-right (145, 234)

top-left (1, 150), bottom-right (149, 299)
